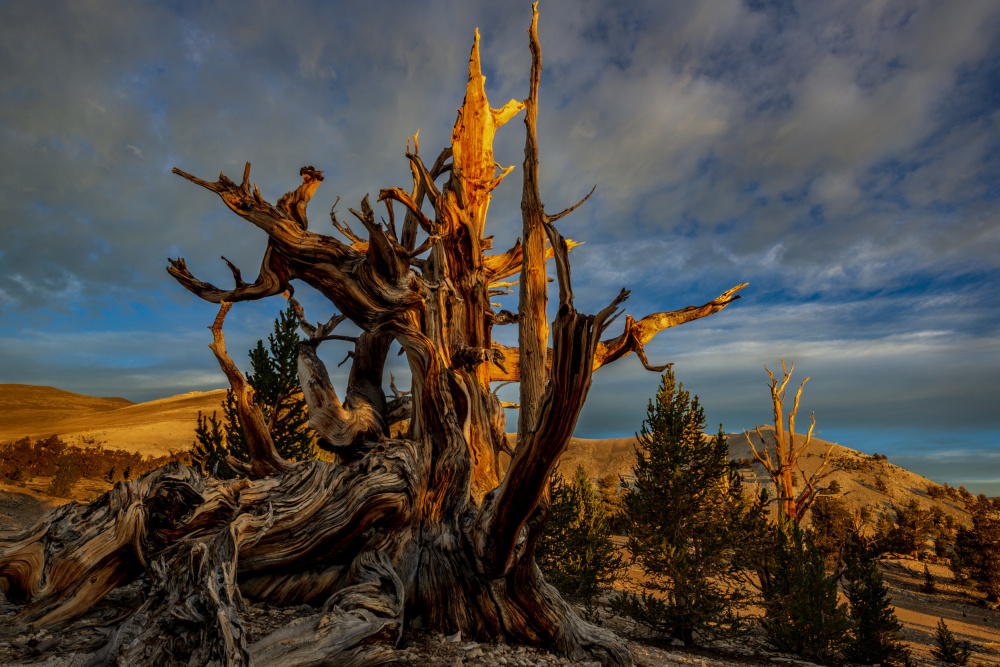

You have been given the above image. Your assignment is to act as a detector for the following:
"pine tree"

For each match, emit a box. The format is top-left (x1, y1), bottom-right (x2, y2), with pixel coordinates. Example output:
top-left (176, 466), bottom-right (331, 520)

top-left (595, 473), bottom-right (627, 534)
top-left (922, 564), bottom-right (936, 594)
top-left (931, 618), bottom-right (971, 665)
top-left (536, 465), bottom-right (623, 613)
top-left (955, 494), bottom-right (1000, 605)
top-left (191, 410), bottom-right (229, 476)
top-left (191, 304), bottom-right (315, 478)
top-left (843, 548), bottom-right (911, 666)
top-left (810, 493), bottom-right (854, 565)
top-left (613, 369), bottom-right (765, 645)
top-left (875, 498), bottom-right (933, 558)
top-left (761, 518), bottom-right (853, 664)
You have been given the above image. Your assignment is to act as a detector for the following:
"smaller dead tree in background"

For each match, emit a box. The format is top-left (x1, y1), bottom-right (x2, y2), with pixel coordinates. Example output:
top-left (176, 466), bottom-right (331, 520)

top-left (747, 360), bottom-right (834, 522)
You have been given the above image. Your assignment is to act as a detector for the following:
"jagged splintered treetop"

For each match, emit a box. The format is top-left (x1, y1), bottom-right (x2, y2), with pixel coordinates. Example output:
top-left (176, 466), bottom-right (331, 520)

top-left (0, 8), bottom-right (746, 667)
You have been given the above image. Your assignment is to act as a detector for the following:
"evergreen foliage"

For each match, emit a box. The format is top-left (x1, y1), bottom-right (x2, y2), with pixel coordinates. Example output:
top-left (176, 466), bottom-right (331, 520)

top-left (875, 499), bottom-right (933, 558)
top-left (927, 483), bottom-right (947, 500)
top-left (48, 455), bottom-right (82, 497)
top-left (595, 473), bottom-right (627, 534)
top-left (612, 370), bottom-right (764, 645)
top-left (191, 305), bottom-right (315, 478)
top-left (931, 618), bottom-right (971, 665)
top-left (842, 548), bottom-right (911, 666)
top-left (536, 465), bottom-right (623, 612)
top-left (810, 494), bottom-right (854, 564)
top-left (955, 494), bottom-right (1000, 603)
top-left (875, 474), bottom-right (890, 494)
top-left (930, 507), bottom-right (957, 558)
top-left (760, 518), bottom-right (853, 664)
top-left (922, 564), bottom-right (936, 594)
top-left (191, 410), bottom-right (228, 477)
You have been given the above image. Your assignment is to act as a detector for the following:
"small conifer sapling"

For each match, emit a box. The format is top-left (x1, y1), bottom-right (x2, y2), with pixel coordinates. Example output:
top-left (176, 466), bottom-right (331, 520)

top-left (931, 618), bottom-right (971, 665)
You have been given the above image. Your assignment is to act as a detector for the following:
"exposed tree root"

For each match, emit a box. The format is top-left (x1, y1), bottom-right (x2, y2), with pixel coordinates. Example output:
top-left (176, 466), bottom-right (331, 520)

top-left (250, 551), bottom-right (404, 667)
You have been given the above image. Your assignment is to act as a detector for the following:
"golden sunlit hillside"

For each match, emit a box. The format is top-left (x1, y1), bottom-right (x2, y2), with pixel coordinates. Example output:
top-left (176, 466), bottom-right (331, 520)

top-left (0, 384), bottom-right (227, 458)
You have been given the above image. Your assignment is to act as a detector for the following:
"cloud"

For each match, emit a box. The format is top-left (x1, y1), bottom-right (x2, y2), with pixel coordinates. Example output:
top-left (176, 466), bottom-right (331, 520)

top-left (3, 0), bottom-right (998, 317)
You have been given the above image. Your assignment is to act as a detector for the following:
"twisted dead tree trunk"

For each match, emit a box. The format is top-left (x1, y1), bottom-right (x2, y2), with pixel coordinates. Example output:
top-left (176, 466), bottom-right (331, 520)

top-left (747, 360), bottom-right (835, 523)
top-left (0, 7), bottom-right (745, 666)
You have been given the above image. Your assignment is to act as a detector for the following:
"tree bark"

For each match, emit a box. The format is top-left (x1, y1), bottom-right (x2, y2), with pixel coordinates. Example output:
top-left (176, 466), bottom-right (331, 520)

top-left (0, 7), bottom-right (746, 666)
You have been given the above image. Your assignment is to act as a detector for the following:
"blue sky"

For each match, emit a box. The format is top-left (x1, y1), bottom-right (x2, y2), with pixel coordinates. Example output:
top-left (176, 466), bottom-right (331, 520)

top-left (1, 1), bottom-right (999, 493)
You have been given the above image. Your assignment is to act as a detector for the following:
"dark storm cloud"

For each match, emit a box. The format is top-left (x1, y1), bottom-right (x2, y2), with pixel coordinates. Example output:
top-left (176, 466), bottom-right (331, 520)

top-left (2, 0), bottom-right (999, 490)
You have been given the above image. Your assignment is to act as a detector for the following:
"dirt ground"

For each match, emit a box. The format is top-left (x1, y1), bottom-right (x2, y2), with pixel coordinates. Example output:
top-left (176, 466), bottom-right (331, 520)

top-left (879, 557), bottom-right (1000, 666)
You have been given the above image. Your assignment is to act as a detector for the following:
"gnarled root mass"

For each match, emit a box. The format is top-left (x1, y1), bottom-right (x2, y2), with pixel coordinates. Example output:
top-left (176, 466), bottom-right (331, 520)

top-left (0, 452), bottom-right (627, 666)
top-left (0, 453), bottom-right (419, 666)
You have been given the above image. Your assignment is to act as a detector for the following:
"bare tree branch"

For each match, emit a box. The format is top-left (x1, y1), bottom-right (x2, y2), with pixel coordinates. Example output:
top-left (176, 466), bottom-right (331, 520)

top-left (207, 302), bottom-right (296, 478)
top-left (487, 283), bottom-right (747, 382)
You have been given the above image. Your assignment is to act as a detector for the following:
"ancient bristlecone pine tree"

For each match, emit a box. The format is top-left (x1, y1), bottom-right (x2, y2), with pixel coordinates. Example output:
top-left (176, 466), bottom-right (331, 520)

top-left (0, 10), bottom-right (744, 666)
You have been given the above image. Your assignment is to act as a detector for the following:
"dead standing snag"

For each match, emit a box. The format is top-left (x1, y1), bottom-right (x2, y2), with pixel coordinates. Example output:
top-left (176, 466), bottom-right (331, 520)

top-left (747, 360), bottom-right (835, 523)
top-left (0, 8), bottom-right (744, 666)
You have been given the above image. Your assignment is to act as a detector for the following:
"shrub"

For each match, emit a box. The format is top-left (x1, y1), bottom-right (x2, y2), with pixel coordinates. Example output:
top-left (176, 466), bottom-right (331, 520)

top-left (932, 618), bottom-right (971, 665)
top-left (833, 455), bottom-right (868, 473)
top-left (760, 519), bottom-right (853, 664)
top-left (613, 369), bottom-right (765, 645)
top-left (31, 435), bottom-right (67, 476)
top-left (1, 437), bottom-right (37, 482)
top-left (931, 508), bottom-right (957, 558)
top-left (47, 455), bottom-right (82, 497)
top-left (928, 483), bottom-right (947, 500)
top-left (874, 474), bottom-right (890, 494)
top-left (0, 435), bottom-right (181, 496)
top-left (536, 465), bottom-right (622, 613)
top-left (843, 548), bottom-right (911, 667)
